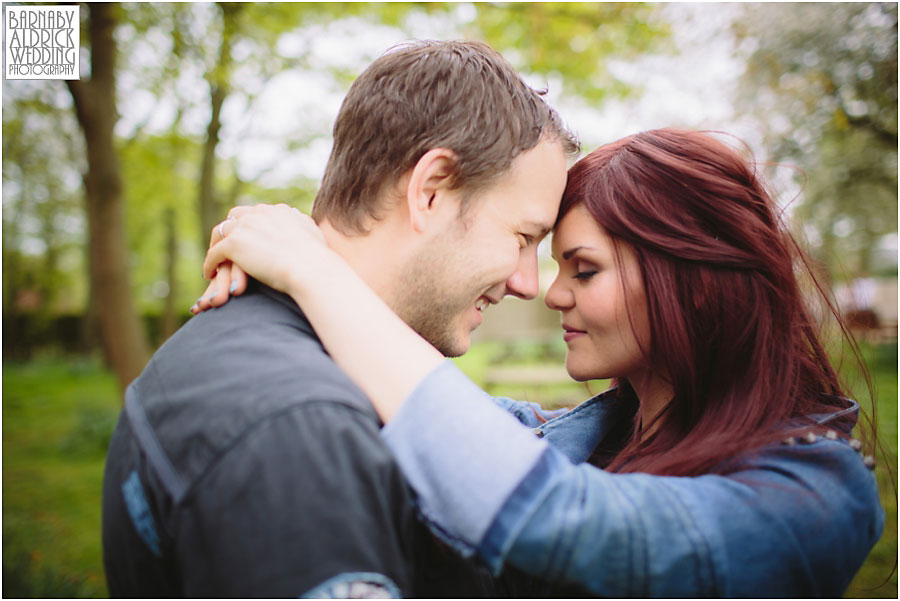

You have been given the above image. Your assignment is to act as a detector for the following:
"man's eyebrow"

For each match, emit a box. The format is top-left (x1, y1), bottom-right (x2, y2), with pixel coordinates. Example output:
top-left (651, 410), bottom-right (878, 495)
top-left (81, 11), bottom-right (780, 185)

top-left (522, 221), bottom-right (552, 238)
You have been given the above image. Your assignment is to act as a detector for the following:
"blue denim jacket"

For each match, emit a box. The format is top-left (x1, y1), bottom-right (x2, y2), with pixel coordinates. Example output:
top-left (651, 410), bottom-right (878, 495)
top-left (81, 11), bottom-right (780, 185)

top-left (381, 362), bottom-right (884, 597)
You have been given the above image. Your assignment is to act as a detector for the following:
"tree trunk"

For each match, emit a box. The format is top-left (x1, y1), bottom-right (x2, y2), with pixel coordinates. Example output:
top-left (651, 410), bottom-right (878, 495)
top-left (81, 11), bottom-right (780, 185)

top-left (198, 3), bottom-right (241, 248)
top-left (198, 84), bottom-right (226, 249)
top-left (161, 207), bottom-right (179, 342)
top-left (67, 3), bottom-right (149, 393)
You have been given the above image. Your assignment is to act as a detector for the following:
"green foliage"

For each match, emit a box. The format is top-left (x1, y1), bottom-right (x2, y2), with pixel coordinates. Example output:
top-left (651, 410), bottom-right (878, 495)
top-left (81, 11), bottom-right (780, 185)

top-left (2, 80), bottom-right (86, 315)
top-left (734, 3), bottom-right (898, 279)
top-left (469, 2), bottom-right (669, 104)
top-left (119, 132), bottom-right (210, 315)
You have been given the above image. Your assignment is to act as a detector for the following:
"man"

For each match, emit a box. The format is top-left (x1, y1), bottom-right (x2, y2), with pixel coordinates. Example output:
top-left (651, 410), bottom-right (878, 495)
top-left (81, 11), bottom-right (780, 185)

top-left (101, 40), bottom-right (578, 597)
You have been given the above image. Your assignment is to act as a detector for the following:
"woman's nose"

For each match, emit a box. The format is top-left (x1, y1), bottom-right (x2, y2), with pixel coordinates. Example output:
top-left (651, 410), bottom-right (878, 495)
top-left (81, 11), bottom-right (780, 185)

top-left (545, 273), bottom-right (573, 311)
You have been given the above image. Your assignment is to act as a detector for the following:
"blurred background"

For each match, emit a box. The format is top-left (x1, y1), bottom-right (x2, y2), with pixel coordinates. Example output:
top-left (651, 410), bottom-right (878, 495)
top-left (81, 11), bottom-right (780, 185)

top-left (3, 2), bottom-right (896, 597)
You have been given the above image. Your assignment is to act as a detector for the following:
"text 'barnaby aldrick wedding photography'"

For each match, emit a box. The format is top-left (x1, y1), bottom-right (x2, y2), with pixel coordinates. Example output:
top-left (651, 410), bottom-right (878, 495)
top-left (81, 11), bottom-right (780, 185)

top-left (5, 5), bottom-right (79, 80)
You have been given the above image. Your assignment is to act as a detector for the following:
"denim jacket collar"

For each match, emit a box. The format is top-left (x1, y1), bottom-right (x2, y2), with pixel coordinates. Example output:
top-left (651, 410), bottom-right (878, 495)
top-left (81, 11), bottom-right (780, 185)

top-left (531, 388), bottom-right (622, 464)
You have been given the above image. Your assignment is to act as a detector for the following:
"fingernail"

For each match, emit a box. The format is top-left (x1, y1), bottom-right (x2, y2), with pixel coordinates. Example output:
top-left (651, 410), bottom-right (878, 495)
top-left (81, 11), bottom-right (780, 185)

top-left (189, 304), bottom-right (198, 314)
top-left (229, 280), bottom-right (237, 293)
top-left (206, 289), bottom-right (218, 302)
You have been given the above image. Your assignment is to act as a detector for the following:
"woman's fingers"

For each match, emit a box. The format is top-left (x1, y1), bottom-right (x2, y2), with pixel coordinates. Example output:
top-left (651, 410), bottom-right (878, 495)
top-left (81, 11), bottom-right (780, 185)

top-left (226, 205), bottom-right (255, 220)
top-left (196, 204), bottom-right (296, 314)
top-left (203, 234), bottom-right (232, 280)
top-left (229, 263), bottom-right (248, 296)
top-left (209, 216), bottom-right (232, 248)
top-left (207, 262), bottom-right (233, 307)
top-left (208, 204), bottom-right (260, 248)
top-left (196, 203), bottom-right (324, 313)
top-left (191, 279), bottom-right (218, 314)
top-left (194, 265), bottom-right (230, 311)
top-left (191, 262), bottom-right (247, 314)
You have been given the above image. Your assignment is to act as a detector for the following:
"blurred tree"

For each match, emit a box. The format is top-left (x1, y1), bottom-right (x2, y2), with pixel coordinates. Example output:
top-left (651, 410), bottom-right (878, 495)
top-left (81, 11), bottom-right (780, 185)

top-left (198, 3), bottom-right (241, 249)
top-left (114, 4), bottom-right (213, 339)
top-left (118, 130), bottom-right (201, 339)
top-left (468, 2), bottom-right (668, 104)
top-left (733, 3), bottom-right (898, 279)
top-left (2, 84), bottom-right (84, 319)
top-left (66, 3), bottom-right (150, 391)
top-left (154, 2), bottom-right (361, 249)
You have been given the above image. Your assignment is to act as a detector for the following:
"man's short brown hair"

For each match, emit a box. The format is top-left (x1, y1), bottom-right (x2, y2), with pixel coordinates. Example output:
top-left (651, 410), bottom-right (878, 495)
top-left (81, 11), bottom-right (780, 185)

top-left (312, 40), bottom-right (579, 233)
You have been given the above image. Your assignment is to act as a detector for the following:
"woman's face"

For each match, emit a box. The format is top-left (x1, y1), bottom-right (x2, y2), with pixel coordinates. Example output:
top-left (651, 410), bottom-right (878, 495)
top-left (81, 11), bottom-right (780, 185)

top-left (546, 204), bottom-right (651, 383)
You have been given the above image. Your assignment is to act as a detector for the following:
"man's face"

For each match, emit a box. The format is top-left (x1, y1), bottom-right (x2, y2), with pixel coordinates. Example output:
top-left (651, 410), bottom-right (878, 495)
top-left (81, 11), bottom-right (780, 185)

top-left (394, 139), bottom-right (568, 357)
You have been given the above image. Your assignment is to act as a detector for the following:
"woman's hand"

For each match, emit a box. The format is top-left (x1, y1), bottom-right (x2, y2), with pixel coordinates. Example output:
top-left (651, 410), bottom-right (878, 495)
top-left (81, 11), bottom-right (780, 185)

top-left (193, 204), bottom-right (329, 313)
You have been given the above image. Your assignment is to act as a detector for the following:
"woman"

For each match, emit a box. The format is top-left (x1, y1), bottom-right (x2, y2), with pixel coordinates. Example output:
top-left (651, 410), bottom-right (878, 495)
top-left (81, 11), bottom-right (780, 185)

top-left (198, 129), bottom-right (883, 596)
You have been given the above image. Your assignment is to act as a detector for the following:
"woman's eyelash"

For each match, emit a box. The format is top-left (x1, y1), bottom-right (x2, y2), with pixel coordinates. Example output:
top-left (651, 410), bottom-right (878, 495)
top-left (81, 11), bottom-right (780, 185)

top-left (573, 270), bottom-right (597, 280)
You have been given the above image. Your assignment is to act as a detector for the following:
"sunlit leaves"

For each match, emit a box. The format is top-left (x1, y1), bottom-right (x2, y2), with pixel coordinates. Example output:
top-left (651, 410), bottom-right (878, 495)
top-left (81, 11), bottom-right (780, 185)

top-left (733, 3), bottom-right (897, 278)
top-left (469, 2), bottom-right (668, 104)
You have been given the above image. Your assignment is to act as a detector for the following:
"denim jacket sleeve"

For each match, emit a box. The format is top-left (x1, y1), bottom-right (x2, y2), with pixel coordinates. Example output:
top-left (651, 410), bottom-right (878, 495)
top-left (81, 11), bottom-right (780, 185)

top-left (491, 396), bottom-right (568, 427)
top-left (381, 361), bottom-right (884, 597)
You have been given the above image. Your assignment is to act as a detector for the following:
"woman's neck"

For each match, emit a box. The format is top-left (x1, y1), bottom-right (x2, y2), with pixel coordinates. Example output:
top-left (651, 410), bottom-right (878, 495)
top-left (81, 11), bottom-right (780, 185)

top-left (629, 371), bottom-right (674, 440)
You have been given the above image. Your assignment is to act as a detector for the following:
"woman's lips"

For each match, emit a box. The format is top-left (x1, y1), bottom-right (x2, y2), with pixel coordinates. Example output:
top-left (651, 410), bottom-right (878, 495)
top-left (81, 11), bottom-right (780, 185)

top-left (562, 325), bottom-right (587, 342)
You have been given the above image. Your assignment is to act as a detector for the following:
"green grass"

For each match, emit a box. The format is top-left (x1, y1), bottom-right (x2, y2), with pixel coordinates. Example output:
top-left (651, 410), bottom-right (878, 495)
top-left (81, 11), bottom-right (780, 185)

top-left (845, 342), bottom-right (898, 598)
top-left (452, 338), bottom-right (610, 408)
top-left (3, 355), bottom-right (119, 598)
top-left (2, 341), bottom-right (896, 597)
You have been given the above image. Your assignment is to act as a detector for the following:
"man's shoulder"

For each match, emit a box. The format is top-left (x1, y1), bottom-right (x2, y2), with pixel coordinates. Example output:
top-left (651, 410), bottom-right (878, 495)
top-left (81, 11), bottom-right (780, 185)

top-left (146, 282), bottom-right (354, 399)
top-left (166, 280), bottom-right (318, 351)
top-left (128, 284), bottom-right (379, 484)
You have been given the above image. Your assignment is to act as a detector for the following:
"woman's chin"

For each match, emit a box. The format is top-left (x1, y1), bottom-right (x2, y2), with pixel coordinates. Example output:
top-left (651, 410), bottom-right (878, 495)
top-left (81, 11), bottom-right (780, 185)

top-left (565, 359), bottom-right (598, 383)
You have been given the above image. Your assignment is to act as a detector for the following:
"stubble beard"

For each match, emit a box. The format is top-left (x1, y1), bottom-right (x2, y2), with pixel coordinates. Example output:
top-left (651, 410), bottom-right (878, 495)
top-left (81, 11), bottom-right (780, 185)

top-left (392, 249), bottom-right (475, 358)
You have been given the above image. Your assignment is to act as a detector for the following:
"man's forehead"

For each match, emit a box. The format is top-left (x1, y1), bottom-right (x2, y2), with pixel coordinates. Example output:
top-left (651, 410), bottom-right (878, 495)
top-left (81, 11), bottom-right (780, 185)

top-left (465, 138), bottom-right (566, 230)
top-left (471, 195), bottom-right (558, 231)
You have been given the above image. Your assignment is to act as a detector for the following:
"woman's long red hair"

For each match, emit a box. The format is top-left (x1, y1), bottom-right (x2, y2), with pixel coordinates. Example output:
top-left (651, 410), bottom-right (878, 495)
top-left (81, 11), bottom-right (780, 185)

top-left (561, 128), bottom-right (866, 477)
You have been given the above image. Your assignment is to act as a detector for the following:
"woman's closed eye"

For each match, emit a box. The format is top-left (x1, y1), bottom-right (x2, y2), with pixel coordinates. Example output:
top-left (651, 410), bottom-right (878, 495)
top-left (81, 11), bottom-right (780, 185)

top-left (572, 260), bottom-right (600, 281)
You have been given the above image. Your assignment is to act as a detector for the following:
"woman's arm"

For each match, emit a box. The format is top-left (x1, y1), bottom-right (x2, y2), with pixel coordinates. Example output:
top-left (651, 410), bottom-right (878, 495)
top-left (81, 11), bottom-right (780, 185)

top-left (386, 366), bottom-right (881, 596)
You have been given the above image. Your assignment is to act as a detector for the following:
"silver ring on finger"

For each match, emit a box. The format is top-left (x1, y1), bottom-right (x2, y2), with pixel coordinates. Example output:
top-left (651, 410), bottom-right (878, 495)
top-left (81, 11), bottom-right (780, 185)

top-left (216, 221), bottom-right (227, 239)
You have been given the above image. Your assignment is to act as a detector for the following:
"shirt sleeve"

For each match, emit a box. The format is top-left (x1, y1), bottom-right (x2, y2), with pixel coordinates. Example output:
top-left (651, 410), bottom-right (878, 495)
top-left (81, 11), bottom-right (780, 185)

top-left (381, 361), bottom-right (550, 553)
top-left (381, 361), bottom-right (884, 597)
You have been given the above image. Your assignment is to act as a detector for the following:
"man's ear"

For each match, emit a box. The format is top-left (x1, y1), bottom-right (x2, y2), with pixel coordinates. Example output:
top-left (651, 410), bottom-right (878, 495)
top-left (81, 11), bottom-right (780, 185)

top-left (405, 148), bottom-right (458, 233)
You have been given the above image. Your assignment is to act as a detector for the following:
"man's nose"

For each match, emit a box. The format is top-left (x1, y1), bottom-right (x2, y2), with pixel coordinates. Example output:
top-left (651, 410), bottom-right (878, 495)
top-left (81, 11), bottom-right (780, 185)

top-left (505, 252), bottom-right (540, 300)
